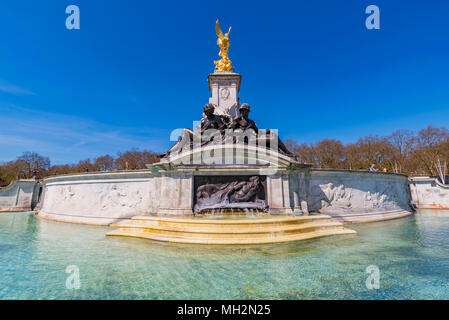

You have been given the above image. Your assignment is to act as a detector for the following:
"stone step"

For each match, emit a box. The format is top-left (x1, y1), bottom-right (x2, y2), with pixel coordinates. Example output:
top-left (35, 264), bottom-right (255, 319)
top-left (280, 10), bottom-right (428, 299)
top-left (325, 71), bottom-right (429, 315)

top-left (106, 228), bottom-right (356, 245)
top-left (113, 214), bottom-right (332, 229)
top-left (131, 214), bottom-right (331, 223)
top-left (330, 210), bottom-right (413, 224)
top-left (107, 214), bottom-right (356, 244)
top-left (110, 224), bottom-right (348, 240)
top-left (111, 220), bottom-right (344, 235)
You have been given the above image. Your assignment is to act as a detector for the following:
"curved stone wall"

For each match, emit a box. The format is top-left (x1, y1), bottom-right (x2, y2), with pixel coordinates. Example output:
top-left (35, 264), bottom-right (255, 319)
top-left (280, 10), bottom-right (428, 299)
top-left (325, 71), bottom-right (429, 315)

top-left (38, 171), bottom-right (164, 225)
top-left (36, 168), bottom-right (413, 225)
top-left (304, 169), bottom-right (412, 223)
top-left (0, 180), bottom-right (39, 212)
top-left (409, 176), bottom-right (449, 209)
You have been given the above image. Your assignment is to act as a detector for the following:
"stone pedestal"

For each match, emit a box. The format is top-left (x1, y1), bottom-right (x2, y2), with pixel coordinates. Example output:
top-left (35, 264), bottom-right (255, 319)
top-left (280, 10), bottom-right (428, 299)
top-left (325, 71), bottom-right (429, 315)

top-left (266, 173), bottom-right (294, 214)
top-left (208, 72), bottom-right (241, 117)
top-left (157, 173), bottom-right (194, 215)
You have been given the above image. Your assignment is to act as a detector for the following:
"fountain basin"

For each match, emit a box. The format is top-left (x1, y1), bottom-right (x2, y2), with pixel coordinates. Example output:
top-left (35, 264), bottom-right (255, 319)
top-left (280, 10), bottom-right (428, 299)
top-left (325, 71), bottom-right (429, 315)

top-left (36, 166), bottom-right (412, 225)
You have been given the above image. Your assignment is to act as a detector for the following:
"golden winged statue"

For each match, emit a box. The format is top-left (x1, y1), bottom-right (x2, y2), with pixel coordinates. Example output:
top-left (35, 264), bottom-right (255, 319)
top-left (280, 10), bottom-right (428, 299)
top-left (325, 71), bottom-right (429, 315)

top-left (214, 20), bottom-right (233, 72)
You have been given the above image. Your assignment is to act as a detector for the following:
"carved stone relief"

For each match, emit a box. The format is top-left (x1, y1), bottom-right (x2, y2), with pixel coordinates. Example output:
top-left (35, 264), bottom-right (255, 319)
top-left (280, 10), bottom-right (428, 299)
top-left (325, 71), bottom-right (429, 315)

top-left (194, 175), bottom-right (267, 213)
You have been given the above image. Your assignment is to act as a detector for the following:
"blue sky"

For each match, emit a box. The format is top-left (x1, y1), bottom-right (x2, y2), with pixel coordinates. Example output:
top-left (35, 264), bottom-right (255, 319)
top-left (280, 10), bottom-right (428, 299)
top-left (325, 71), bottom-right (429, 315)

top-left (1, 0), bottom-right (448, 164)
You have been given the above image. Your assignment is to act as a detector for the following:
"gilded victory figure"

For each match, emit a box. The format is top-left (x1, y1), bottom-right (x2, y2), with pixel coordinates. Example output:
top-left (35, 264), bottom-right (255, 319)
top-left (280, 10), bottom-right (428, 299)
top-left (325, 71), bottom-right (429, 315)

top-left (214, 20), bottom-right (233, 72)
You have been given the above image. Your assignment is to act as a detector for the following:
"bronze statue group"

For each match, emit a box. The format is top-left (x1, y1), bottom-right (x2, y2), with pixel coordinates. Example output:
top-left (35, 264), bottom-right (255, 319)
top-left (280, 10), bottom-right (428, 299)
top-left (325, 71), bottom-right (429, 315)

top-left (161, 103), bottom-right (294, 159)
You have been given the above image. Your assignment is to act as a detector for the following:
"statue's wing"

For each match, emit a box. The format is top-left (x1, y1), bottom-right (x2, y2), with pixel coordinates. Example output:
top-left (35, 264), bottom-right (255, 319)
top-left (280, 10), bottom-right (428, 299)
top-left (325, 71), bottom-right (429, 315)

top-left (216, 19), bottom-right (224, 39)
top-left (226, 26), bottom-right (232, 37)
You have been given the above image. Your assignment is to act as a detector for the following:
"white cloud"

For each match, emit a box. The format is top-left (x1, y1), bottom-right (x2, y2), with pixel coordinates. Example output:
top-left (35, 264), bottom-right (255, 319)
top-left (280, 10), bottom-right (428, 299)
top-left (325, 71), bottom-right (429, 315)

top-left (0, 103), bottom-right (170, 164)
top-left (0, 80), bottom-right (35, 96)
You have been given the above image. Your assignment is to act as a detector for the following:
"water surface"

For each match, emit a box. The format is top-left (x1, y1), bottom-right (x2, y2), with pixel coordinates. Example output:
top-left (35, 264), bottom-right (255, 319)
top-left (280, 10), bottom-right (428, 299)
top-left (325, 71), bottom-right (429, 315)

top-left (1, 210), bottom-right (448, 299)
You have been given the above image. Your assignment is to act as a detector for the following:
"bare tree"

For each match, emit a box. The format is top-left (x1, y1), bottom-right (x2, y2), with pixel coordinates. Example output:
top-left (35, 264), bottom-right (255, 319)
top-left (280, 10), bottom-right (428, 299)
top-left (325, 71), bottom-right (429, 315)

top-left (412, 126), bottom-right (449, 175)
top-left (115, 148), bottom-right (159, 170)
top-left (16, 152), bottom-right (51, 179)
top-left (388, 129), bottom-right (416, 173)
top-left (94, 155), bottom-right (115, 171)
top-left (312, 139), bottom-right (345, 169)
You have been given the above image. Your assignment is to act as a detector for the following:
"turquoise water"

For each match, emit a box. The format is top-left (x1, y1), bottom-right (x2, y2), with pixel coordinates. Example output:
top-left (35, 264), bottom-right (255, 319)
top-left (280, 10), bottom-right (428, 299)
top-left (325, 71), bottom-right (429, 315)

top-left (1, 210), bottom-right (449, 299)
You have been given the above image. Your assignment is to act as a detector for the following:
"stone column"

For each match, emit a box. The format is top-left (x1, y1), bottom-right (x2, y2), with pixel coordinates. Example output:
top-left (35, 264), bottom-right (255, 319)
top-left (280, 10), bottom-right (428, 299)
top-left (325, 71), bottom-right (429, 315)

top-left (208, 72), bottom-right (241, 117)
top-left (158, 174), bottom-right (194, 215)
top-left (266, 173), bottom-right (293, 214)
top-left (178, 173), bottom-right (194, 213)
top-left (301, 169), bottom-right (311, 214)
top-left (290, 173), bottom-right (302, 213)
